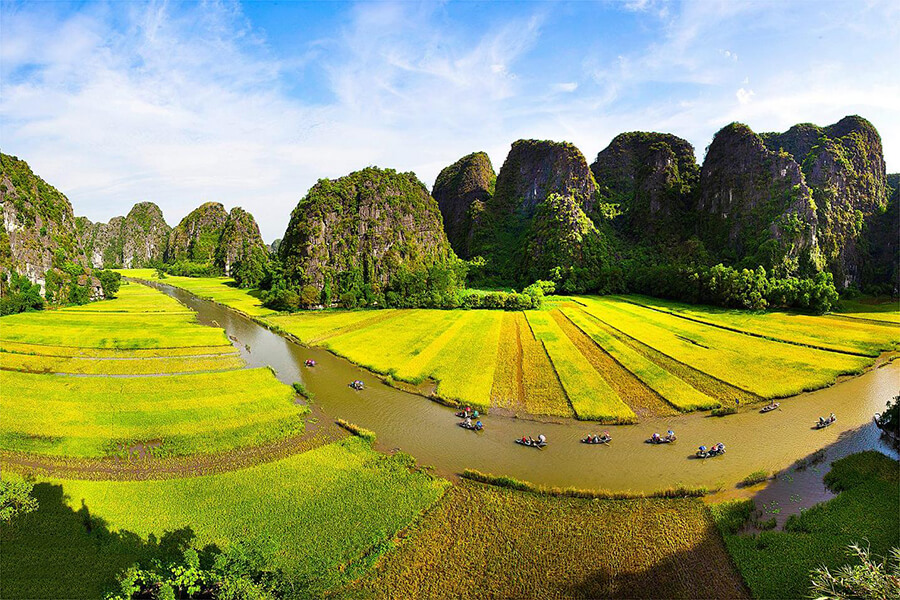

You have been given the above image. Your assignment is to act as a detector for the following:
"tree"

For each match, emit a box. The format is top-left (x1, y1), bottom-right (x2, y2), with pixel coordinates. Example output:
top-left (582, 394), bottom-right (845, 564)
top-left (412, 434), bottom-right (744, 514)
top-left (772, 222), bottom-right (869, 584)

top-left (98, 270), bottom-right (122, 299)
top-left (809, 544), bottom-right (900, 599)
top-left (0, 479), bottom-right (39, 524)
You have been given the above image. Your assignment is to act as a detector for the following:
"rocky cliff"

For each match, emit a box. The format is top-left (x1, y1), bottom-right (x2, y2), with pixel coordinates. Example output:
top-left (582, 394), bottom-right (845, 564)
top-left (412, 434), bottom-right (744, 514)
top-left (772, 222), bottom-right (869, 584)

top-left (696, 123), bottom-right (821, 277)
top-left (167, 202), bottom-right (230, 262)
top-left (76, 202), bottom-right (170, 268)
top-left (0, 152), bottom-right (101, 299)
top-left (215, 207), bottom-right (269, 285)
top-left (591, 132), bottom-right (698, 239)
top-left (472, 139), bottom-right (600, 280)
top-left (761, 116), bottom-right (888, 287)
top-left (432, 152), bottom-right (495, 259)
top-left (862, 173), bottom-right (898, 293)
top-left (278, 167), bottom-right (454, 292)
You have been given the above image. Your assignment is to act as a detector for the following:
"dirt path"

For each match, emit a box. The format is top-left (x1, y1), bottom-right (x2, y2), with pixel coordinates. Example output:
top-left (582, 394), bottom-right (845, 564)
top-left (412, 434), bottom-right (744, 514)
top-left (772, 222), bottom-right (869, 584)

top-left (1, 410), bottom-right (347, 482)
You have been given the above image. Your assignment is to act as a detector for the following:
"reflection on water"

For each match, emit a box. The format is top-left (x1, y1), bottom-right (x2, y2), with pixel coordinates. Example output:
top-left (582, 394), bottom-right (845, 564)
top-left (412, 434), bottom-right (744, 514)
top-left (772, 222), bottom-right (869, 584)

top-left (154, 282), bottom-right (900, 493)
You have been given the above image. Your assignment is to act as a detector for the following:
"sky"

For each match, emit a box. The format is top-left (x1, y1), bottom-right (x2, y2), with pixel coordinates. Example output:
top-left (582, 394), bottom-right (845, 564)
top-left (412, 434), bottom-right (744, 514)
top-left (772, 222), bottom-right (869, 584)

top-left (1, 0), bottom-right (898, 242)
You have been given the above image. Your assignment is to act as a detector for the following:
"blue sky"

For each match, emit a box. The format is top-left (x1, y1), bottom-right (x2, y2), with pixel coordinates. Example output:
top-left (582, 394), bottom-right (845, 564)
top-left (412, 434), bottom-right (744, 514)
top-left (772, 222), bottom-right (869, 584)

top-left (1, 0), bottom-right (898, 241)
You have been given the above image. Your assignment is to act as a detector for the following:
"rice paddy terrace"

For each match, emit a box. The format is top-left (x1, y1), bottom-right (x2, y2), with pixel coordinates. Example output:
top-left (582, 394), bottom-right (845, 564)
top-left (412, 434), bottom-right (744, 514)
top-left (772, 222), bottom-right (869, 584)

top-left (4, 274), bottom-right (897, 598)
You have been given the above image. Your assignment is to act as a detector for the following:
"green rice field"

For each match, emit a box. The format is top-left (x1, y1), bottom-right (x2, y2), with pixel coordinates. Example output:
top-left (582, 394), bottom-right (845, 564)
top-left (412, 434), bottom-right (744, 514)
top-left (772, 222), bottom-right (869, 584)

top-left (0, 437), bottom-right (448, 599)
top-left (116, 269), bottom-right (276, 317)
top-left (0, 281), bottom-right (304, 459)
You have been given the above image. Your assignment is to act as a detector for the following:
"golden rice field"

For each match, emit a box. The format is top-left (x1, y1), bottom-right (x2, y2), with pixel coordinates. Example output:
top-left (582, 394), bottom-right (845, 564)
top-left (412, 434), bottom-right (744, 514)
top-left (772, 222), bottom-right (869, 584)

top-left (351, 480), bottom-right (748, 599)
top-left (0, 281), bottom-right (304, 459)
top-left (114, 275), bottom-right (896, 421)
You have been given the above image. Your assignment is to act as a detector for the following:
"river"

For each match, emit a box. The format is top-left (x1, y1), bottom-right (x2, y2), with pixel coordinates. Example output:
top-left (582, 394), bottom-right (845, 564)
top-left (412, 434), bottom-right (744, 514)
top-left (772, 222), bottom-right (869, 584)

top-left (152, 282), bottom-right (899, 494)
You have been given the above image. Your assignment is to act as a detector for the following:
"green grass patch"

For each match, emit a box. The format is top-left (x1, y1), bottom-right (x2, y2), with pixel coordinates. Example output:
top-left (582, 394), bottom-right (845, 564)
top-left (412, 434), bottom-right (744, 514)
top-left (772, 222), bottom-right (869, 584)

top-left (0, 438), bottom-right (448, 599)
top-left (711, 451), bottom-right (900, 599)
top-left (336, 419), bottom-right (376, 443)
top-left (739, 470), bottom-right (770, 487)
top-left (711, 406), bottom-right (738, 417)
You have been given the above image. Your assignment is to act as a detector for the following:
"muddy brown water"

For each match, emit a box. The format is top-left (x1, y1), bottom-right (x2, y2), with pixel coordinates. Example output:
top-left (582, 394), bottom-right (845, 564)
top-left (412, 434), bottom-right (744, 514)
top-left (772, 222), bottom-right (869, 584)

top-left (151, 282), bottom-right (899, 494)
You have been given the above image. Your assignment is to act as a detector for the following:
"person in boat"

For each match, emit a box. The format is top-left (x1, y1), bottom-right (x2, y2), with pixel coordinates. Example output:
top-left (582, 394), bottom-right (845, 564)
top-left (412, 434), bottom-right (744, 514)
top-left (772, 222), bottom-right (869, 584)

top-left (473, 410), bottom-right (479, 418)
top-left (464, 406), bottom-right (472, 415)
top-left (602, 431), bottom-right (610, 441)
top-left (464, 417), bottom-right (472, 427)
top-left (829, 412), bottom-right (836, 422)
top-left (522, 435), bottom-right (528, 444)
top-left (818, 416), bottom-right (826, 425)
top-left (537, 434), bottom-right (546, 445)
top-left (651, 432), bottom-right (661, 442)
top-left (666, 430), bottom-right (675, 440)
top-left (475, 420), bottom-right (483, 430)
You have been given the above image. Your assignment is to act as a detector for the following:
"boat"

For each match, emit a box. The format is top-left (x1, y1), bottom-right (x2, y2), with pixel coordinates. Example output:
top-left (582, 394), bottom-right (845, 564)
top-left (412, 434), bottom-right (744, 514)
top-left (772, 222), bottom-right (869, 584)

top-left (459, 421), bottom-right (484, 431)
top-left (305, 359), bottom-right (316, 367)
top-left (815, 415), bottom-right (836, 429)
top-left (455, 410), bottom-right (479, 419)
top-left (581, 435), bottom-right (611, 445)
top-left (760, 402), bottom-right (780, 413)
top-left (515, 437), bottom-right (546, 449)
top-left (695, 443), bottom-right (726, 459)
top-left (349, 380), bottom-right (364, 390)
top-left (646, 431), bottom-right (677, 444)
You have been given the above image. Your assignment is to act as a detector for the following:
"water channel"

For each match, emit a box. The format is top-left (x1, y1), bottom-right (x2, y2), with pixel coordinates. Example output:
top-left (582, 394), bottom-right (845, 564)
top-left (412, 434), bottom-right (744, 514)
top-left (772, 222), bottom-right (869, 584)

top-left (151, 281), bottom-right (899, 494)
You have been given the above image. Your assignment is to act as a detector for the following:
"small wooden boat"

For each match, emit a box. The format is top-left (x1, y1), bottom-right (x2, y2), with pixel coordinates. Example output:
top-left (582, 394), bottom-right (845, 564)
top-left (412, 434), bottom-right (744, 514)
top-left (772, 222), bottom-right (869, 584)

top-left (581, 435), bottom-right (611, 445)
top-left (815, 416), bottom-right (836, 429)
top-left (515, 437), bottom-right (546, 449)
top-left (305, 359), bottom-right (316, 367)
top-left (458, 421), bottom-right (483, 431)
top-left (760, 403), bottom-right (780, 413)
top-left (349, 380), bottom-right (364, 390)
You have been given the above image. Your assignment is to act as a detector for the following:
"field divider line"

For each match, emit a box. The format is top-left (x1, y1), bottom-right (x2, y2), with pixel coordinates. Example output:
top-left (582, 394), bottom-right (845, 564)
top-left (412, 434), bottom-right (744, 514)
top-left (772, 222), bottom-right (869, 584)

top-left (557, 308), bottom-right (684, 414)
top-left (616, 296), bottom-right (875, 358)
top-left (578, 304), bottom-right (764, 402)
top-left (0, 339), bottom-right (234, 351)
top-left (523, 313), bottom-right (577, 419)
top-left (0, 350), bottom-right (239, 361)
top-left (1, 366), bottom-right (253, 378)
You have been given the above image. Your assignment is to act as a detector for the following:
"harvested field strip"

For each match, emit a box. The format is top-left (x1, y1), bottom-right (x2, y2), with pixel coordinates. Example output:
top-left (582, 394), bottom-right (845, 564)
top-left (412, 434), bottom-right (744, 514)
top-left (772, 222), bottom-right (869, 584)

top-left (0, 437), bottom-right (448, 599)
top-left (525, 311), bottom-right (635, 422)
top-left (520, 313), bottom-right (573, 417)
top-left (491, 312), bottom-right (524, 411)
top-left (0, 352), bottom-right (245, 375)
top-left (412, 310), bottom-right (504, 407)
top-left (577, 297), bottom-right (872, 399)
top-left (318, 310), bottom-right (464, 376)
top-left (552, 309), bottom-right (676, 418)
top-left (0, 368), bottom-right (303, 458)
top-left (619, 295), bottom-right (897, 357)
top-left (561, 307), bottom-right (720, 412)
top-left (0, 419), bottom-right (344, 481)
top-left (352, 479), bottom-right (748, 599)
top-left (0, 341), bottom-right (236, 358)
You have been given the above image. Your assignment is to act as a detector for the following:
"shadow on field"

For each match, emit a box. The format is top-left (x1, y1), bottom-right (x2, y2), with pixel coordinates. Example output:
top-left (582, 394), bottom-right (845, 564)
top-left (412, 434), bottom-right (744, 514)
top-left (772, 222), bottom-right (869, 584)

top-left (566, 527), bottom-right (749, 599)
top-left (0, 483), bottom-right (207, 599)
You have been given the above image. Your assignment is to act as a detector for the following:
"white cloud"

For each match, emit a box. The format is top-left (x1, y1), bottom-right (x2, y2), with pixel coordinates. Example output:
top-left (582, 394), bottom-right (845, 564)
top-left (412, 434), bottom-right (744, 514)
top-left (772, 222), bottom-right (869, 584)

top-left (736, 87), bottom-right (755, 104)
top-left (552, 82), bottom-right (579, 93)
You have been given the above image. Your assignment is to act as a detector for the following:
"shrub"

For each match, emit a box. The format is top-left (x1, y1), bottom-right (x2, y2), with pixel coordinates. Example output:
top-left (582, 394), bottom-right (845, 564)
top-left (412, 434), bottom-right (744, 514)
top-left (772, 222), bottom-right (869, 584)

top-left (741, 470), bottom-right (769, 486)
top-left (0, 479), bottom-right (39, 523)
top-left (292, 381), bottom-right (314, 401)
top-left (711, 406), bottom-right (738, 417)
top-left (299, 285), bottom-right (320, 308)
top-left (809, 544), bottom-right (900, 600)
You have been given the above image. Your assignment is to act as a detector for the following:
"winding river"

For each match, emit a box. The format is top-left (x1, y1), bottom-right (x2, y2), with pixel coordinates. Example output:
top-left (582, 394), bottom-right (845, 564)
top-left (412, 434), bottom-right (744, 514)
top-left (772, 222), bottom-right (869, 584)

top-left (153, 282), bottom-right (899, 494)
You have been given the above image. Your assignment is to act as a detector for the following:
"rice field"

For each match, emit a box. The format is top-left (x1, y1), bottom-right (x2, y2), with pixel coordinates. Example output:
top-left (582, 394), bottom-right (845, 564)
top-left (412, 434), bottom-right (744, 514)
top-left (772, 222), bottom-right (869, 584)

top-left (576, 296), bottom-right (874, 399)
top-left (116, 269), bottom-right (276, 317)
top-left (0, 368), bottom-right (303, 457)
top-left (836, 297), bottom-right (900, 325)
top-left (525, 310), bottom-right (635, 422)
top-left (0, 280), bottom-right (304, 459)
top-left (622, 295), bottom-right (899, 356)
top-left (351, 479), bottom-right (748, 599)
top-left (0, 437), bottom-right (449, 599)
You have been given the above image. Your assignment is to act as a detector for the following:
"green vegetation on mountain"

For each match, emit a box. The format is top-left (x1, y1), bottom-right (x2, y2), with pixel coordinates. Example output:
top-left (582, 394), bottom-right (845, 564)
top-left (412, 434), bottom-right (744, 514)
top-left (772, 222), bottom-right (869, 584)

top-left (431, 151), bottom-right (496, 259)
top-left (76, 202), bottom-right (170, 269)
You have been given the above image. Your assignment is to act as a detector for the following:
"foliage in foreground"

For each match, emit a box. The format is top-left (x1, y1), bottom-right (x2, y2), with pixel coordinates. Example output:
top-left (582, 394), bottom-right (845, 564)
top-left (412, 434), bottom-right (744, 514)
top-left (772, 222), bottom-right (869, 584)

top-left (0, 478), bottom-right (38, 524)
top-left (711, 451), bottom-right (900, 599)
top-left (809, 544), bottom-right (900, 600)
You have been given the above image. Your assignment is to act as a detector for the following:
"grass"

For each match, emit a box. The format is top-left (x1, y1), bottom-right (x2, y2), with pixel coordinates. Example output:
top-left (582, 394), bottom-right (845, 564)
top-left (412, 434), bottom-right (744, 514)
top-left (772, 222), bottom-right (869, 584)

top-left (0, 368), bottom-right (305, 458)
top-left (622, 294), bottom-right (899, 357)
top-left (577, 296), bottom-right (873, 399)
top-left (461, 469), bottom-right (709, 499)
top-left (349, 479), bottom-right (747, 599)
top-left (525, 310), bottom-right (635, 422)
top-left (711, 451), bottom-right (900, 599)
top-left (115, 269), bottom-right (276, 317)
top-left (0, 437), bottom-right (449, 599)
top-left (561, 307), bottom-right (719, 412)
top-left (837, 297), bottom-right (900, 325)
top-left (711, 406), bottom-right (738, 417)
top-left (0, 340), bottom-right (237, 358)
top-left (65, 280), bottom-right (192, 314)
top-left (739, 470), bottom-right (769, 487)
